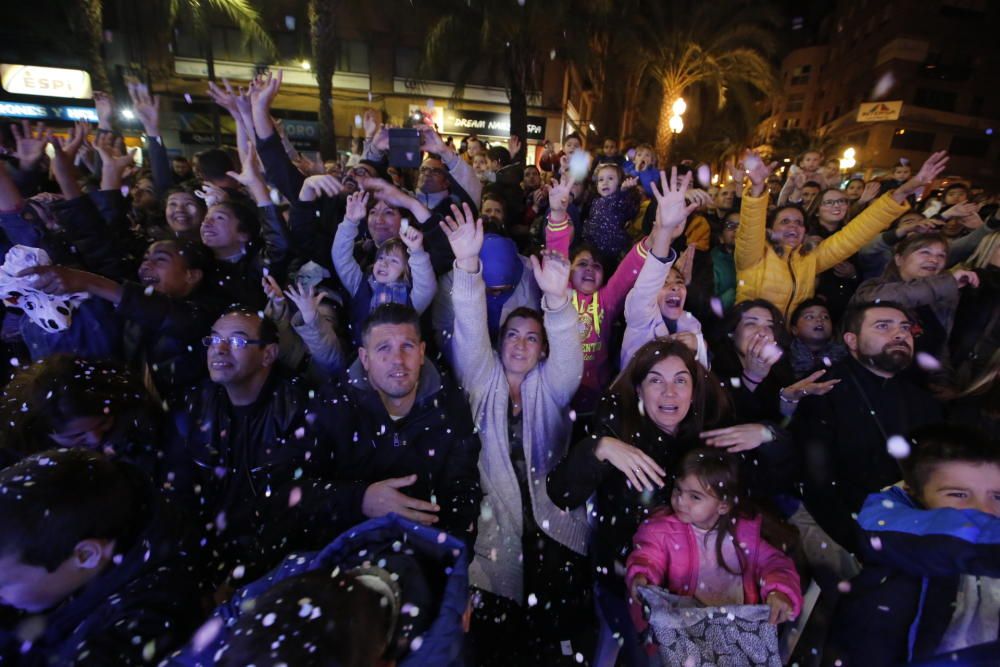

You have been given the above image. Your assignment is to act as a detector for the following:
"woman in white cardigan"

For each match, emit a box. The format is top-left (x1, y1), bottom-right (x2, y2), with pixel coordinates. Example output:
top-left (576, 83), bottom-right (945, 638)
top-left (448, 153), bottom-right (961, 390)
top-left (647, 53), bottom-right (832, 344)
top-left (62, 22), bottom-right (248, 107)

top-left (440, 202), bottom-right (592, 667)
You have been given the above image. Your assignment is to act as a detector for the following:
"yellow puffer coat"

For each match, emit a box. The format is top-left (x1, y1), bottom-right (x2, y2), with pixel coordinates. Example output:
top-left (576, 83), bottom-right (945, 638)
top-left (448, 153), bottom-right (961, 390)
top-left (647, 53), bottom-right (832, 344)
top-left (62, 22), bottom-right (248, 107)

top-left (735, 188), bottom-right (909, 319)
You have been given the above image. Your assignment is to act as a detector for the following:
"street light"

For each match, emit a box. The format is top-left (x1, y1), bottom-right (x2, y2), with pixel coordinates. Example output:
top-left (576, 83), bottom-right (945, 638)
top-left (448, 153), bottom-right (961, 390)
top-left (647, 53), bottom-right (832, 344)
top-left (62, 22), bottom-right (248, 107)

top-left (668, 114), bottom-right (684, 134)
top-left (840, 146), bottom-right (857, 170)
top-left (672, 98), bottom-right (687, 116)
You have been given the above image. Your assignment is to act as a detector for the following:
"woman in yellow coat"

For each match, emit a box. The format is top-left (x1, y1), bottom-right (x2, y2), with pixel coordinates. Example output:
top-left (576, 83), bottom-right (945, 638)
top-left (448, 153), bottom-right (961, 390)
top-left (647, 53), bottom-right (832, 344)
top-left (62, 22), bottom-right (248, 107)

top-left (734, 150), bottom-right (950, 319)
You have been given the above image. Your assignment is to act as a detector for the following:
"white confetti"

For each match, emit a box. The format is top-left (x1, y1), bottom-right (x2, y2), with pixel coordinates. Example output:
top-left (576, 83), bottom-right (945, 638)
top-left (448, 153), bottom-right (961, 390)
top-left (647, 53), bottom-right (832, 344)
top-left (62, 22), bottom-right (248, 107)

top-left (886, 434), bottom-right (910, 459)
top-left (232, 564), bottom-right (245, 579)
top-left (916, 352), bottom-right (941, 371)
top-left (568, 150), bottom-right (591, 182)
top-left (184, 93), bottom-right (193, 104)
top-left (262, 612), bottom-right (277, 627)
top-left (696, 164), bottom-right (711, 187)
top-left (870, 536), bottom-right (883, 551)
top-left (527, 593), bottom-right (538, 607)
top-left (550, 49), bottom-right (556, 60)
top-left (288, 486), bottom-right (302, 507)
top-left (354, 114), bottom-right (362, 128)
top-left (837, 580), bottom-right (852, 593)
top-left (710, 297), bottom-right (724, 318)
top-left (191, 617), bottom-right (223, 653)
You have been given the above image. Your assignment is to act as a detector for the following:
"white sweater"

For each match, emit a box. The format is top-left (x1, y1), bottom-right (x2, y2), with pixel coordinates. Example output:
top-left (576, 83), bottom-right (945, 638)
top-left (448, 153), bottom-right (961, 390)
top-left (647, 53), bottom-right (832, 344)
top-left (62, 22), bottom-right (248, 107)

top-left (450, 264), bottom-right (590, 603)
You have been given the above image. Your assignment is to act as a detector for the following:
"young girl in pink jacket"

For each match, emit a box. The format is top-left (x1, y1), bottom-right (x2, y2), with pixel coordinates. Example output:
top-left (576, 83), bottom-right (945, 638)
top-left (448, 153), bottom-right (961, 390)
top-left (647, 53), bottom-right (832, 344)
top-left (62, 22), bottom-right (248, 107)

top-left (625, 448), bottom-right (803, 635)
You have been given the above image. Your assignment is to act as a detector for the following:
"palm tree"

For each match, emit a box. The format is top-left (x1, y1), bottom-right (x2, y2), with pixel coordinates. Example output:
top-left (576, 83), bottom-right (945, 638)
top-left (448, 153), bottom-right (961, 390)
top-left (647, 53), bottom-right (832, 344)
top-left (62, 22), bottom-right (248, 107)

top-left (630, 0), bottom-right (781, 164)
top-left (309, 0), bottom-right (338, 159)
top-left (68, 0), bottom-right (111, 92)
top-left (165, 0), bottom-right (276, 144)
top-left (421, 0), bottom-right (606, 146)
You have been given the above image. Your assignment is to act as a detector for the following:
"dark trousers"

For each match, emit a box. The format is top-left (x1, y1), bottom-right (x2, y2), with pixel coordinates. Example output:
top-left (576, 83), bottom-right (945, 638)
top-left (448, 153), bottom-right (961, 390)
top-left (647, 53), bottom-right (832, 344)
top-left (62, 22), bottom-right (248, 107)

top-left (469, 530), bottom-right (595, 666)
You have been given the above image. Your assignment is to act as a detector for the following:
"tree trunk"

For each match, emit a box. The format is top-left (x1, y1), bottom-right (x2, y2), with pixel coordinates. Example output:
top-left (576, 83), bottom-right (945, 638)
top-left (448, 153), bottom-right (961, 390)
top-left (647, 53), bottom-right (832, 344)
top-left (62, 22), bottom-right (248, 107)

top-left (310, 0), bottom-right (338, 160)
top-left (506, 53), bottom-right (528, 152)
top-left (655, 85), bottom-right (680, 166)
top-left (73, 0), bottom-right (110, 92)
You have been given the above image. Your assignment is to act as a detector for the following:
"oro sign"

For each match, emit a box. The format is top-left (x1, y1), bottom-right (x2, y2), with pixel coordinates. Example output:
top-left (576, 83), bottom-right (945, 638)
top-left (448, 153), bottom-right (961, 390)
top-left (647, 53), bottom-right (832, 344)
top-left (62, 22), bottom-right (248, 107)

top-left (1, 64), bottom-right (92, 100)
top-left (856, 100), bottom-right (903, 123)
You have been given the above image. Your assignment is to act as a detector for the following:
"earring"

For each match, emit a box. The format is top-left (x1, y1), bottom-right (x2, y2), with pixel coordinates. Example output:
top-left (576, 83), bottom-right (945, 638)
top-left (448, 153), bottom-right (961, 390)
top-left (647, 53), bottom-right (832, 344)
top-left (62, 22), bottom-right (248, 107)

top-left (637, 397), bottom-right (645, 417)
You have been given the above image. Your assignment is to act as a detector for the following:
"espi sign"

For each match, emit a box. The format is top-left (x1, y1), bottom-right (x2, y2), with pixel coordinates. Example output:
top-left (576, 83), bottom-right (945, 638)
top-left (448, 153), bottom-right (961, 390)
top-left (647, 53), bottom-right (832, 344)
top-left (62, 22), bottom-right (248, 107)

top-left (442, 109), bottom-right (546, 140)
top-left (1, 64), bottom-right (92, 100)
top-left (0, 100), bottom-right (97, 122)
top-left (857, 100), bottom-right (903, 123)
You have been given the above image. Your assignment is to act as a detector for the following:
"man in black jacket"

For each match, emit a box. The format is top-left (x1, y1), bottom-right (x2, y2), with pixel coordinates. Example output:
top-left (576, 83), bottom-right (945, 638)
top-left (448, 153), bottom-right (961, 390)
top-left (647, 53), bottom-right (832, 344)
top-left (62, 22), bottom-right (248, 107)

top-left (791, 301), bottom-right (943, 556)
top-left (169, 310), bottom-right (342, 583)
top-left (315, 303), bottom-right (483, 549)
top-left (0, 449), bottom-right (201, 666)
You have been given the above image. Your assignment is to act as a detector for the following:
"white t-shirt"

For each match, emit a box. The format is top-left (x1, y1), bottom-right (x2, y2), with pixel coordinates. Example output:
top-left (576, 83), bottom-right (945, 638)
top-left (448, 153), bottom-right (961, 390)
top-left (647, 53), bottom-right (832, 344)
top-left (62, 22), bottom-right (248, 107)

top-left (691, 524), bottom-right (745, 607)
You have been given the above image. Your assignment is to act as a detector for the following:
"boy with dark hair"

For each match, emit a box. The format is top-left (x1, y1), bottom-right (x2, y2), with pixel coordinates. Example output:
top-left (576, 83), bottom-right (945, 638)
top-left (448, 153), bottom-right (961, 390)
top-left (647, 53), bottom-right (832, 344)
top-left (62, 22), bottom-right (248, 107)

top-left (0, 449), bottom-right (200, 665)
top-left (824, 424), bottom-right (1000, 665)
top-left (787, 297), bottom-right (848, 378)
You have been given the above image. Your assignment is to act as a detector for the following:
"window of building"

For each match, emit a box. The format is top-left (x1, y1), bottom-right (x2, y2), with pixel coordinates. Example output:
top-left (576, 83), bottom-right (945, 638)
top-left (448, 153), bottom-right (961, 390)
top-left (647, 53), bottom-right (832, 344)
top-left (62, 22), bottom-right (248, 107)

top-left (790, 65), bottom-right (811, 86)
top-left (914, 88), bottom-right (957, 112)
top-left (786, 94), bottom-right (805, 113)
top-left (394, 47), bottom-right (421, 79)
top-left (949, 135), bottom-right (990, 157)
top-left (891, 129), bottom-right (935, 151)
top-left (336, 40), bottom-right (369, 74)
top-left (784, 118), bottom-right (800, 129)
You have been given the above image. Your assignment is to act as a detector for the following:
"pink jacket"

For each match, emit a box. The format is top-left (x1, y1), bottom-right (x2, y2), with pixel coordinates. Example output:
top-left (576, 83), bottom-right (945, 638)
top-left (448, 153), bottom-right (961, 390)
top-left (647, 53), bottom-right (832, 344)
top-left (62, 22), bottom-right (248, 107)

top-left (545, 213), bottom-right (647, 412)
top-left (625, 511), bottom-right (803, 632)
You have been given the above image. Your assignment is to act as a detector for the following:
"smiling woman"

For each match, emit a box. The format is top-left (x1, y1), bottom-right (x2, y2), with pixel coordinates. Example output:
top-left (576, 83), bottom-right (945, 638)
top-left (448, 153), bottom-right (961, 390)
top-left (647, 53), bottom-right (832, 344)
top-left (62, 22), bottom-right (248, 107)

top-left (851, 231), bottom-right (981, 360)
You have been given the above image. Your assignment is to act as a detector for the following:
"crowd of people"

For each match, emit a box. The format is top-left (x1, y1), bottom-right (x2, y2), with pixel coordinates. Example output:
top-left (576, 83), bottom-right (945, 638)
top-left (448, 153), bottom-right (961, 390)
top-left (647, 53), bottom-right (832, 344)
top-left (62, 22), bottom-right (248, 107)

top-left (0, 73), bottom-right (997, 667)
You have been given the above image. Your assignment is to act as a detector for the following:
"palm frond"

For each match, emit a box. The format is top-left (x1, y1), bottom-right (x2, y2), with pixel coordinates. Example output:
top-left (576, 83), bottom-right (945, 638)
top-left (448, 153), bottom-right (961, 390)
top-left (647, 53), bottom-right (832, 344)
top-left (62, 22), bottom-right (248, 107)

top-left (204, 0), bottom-right (276, 56)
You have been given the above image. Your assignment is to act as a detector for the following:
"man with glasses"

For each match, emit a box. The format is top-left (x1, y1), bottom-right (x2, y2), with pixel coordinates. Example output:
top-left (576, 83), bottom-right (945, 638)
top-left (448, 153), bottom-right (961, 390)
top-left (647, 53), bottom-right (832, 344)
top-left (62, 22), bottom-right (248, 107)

top-left (170, 310), bottom-right (342, 586)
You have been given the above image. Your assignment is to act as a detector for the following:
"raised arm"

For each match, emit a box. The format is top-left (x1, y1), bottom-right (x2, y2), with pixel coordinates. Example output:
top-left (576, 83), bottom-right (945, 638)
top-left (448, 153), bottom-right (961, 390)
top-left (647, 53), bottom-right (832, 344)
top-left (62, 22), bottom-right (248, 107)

top-left (734, 152), bottom-right (779, 271)
top-left (127, 82), bottom-right (172, 196)
top-left (543, 173), bottom-right (575, 257)
top-left (419, 124), bottom-right (482, 207)
top-left (399, 224), bottom-right (437, 313)
top-left (815, 152), bottom-right (948, 272)
top-left (439, 202), bottom-right (500, 390)
top-left (531, 248), bottom-right (582, 405)
top-left (331, 190), bottom-right (368, 297)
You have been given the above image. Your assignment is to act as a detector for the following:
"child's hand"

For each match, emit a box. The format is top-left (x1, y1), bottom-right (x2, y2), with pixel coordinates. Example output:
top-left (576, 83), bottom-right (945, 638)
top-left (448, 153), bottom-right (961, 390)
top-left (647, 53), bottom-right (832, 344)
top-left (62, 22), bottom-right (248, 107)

top-left (859, 181), bottom-right (880, 205)
top-left (285, 282), bottom-right (326, 326)
top-left (344, 191), bottom-right (370, 222)
top-left (262, 274), bottom-right (285, 302)
top-left (548, 173), bottom-right (572, 215)
top-left (629, 575), bottom-right (649, 599)
top-left (530, 249), bottom-right (571, 308)
top-left (400, 223), bottom-right (424, 252)
top-left (650, 167), bottom-right (698, 240)
top-left (766, 591), bottom-right (795, 625)
top-left (622, 176), bottom-right (639, 191)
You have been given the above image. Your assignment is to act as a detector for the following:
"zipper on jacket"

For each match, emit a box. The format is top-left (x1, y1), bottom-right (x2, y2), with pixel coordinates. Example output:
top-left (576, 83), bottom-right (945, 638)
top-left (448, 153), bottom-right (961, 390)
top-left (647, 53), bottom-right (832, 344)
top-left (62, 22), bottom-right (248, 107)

top-left (784, 255), bottom-right (798, 320)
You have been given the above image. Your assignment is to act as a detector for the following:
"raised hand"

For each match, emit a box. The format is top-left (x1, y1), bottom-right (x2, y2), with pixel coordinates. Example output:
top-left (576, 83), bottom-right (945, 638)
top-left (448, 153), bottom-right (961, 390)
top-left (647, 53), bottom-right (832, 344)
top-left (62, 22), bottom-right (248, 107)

top-left (676, 245), bottom-right (696, 285)
top-left (743, 332), bottom-right (782, 383)
top-left (858, 181), bottom-right (881, 205)
top-left (225, 144), bottom-right (269, 204)
top-left (362, 109), bottom-right (379, 138)
top-left (530, 249), bottom-right (571, 307)
top-left (895, 151), bottom-right (948, 203)
top-left (440, 202), bottom-right (484, 272)
top-left (292, 153), bottom-right (324, 177)
top-left (417, 123), bottom-right (448, 155)
top-left (684, 188), bottom-right (714, 209)
top-left (127, 82), bottom-right (160, 135)
top-left (92, 90), bottom-right (114, 130)
top-left (11, 120), bottom-right (51, 170)
top-left (941, 201), bottom-right (979, 221)
top-left (195, 182), bottom-right (228, 207)
top-left (741, 151), bottom-right (779, 196)
top-left (650, 167), bottom-right (698, 241)
top-left (285, 282), bottom-right (327, 326)
top-left (781, 369), bottom-right (840, 404)
top-left (362, 178), bottom-right (415, 211)
top-left (299, 174), bottom-right (344, 202)
top-left (508, 134), bottom-right (523, 161)
top-left (343, 190), bottom-right (370, 222)
top-left (621, 176), bottom-right (639, 191)
top-left (249, 70), bottom-right (282, 112)
top-left (262, 274), bottom-right (285, 302)
top-left (399, 223), bottom-right (425, 252)
top-left (548, 172), bottom-right (573, 216)
top-left (50, 122), bottom-right (89, 165)
top-left (206, 79), bottom-right (240, 116)
top-left (92, 132), bottom-right (136, 189)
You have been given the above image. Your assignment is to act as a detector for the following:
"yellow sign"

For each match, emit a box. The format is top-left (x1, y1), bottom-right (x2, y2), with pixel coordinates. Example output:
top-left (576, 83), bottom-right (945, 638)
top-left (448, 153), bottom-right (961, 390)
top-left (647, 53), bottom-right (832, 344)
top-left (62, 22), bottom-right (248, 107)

top-left (0, 64), bottom-right (92, 100)
top-left (857, 100), bottom-right (902, 122)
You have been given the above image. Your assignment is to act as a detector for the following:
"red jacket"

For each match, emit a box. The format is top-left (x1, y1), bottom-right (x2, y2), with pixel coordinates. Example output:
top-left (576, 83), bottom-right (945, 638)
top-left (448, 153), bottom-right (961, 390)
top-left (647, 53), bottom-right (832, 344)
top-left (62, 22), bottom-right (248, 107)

top-left (625, 511), bottom-right (803, 632)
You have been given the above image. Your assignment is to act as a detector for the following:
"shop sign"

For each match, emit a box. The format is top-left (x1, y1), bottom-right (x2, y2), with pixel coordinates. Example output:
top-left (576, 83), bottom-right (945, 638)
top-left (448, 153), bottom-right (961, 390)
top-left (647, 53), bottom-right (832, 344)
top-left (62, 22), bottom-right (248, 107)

top-left (442, 109), bottom-right (546, 140)
top-left (857, 100), bottom-right (902, 122)
top-left (0, 100), bottom-right (97, 122)
top-left (1, 64), bottom-right (92, 99)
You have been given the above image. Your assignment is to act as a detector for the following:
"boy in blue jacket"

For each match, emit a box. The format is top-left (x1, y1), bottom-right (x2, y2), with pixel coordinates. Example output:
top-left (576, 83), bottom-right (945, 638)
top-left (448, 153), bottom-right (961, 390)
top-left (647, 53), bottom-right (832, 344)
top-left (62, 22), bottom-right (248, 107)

top-left (823, 424), bottom-right (1000, 666)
